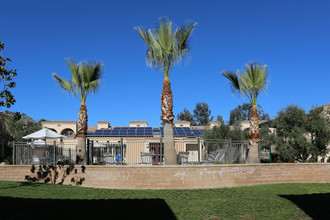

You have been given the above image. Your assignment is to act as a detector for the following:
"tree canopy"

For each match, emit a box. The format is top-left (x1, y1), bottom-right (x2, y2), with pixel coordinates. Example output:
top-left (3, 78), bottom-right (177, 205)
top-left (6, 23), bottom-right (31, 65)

top-left (135, 18), bottom-right (196, 78)
top-left (229, 103), bottom-right (270, 125)
top-left (176, 108), bottom-right (197, 125)
top-left (0, 42), bottom-right (17, 109)
top-left (193, 102), bottom-right (214, 126)
top-left (221, 63), bottom-right (268, 107)
top-left (202, 122), bottom-right (248, 140)
top-left (53, 59), bottom-right (103, 104)
top-left (261, 105), bottom-right (330, 162)
top-left (0, 112), bottom-right (42, 147)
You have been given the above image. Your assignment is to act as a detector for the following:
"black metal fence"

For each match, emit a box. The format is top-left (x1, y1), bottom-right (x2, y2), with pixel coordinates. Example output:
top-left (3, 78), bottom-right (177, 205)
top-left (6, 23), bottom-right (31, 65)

top-left (13, 139), bottom-right (249, 165)
top-left (13, 142), bottom-right (77, 165)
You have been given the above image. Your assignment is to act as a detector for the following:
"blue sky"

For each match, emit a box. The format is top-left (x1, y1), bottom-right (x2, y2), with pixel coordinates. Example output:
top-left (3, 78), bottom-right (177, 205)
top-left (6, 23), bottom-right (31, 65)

top-left (1, 0), bottom-right (329, 127)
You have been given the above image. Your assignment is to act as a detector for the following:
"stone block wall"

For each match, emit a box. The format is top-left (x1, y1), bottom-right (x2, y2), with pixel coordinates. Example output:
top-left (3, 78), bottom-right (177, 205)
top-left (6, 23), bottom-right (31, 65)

top-left (0, 163), bottom-right (329, 189)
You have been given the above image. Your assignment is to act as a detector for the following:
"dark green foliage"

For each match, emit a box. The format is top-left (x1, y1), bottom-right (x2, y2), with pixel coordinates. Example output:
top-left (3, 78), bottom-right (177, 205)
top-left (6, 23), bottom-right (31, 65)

top-left (193, 102), bottom-right (214, 126)
top-left (229, 103), bottom-right (270, 125)
top-left (176, 108), bottom-right (197, 125)
top-left (0, 42), bottom-right (17, 108)
top-left (0, 112), bottom-right (42, 148)
top-left (216, 115), bottom-right (225, 125)
top-left (263, 105), bottom-right (330, 162)
top-left (202, 122), bottom-right (248, 140)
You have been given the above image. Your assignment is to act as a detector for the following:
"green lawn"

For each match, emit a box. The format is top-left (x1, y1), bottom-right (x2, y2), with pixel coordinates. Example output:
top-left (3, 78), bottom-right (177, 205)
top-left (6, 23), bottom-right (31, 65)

top-left (0, 181), bottom-right (329, 220)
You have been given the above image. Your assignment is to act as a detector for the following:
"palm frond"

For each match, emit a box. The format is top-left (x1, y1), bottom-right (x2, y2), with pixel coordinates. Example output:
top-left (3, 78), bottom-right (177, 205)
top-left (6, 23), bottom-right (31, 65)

top-left (135, 17), bottom-right (196, 78)
top-left (222, 62), bottom-right (269, 106)
top-left (221, 70), bottom-right (241, 94)
top-left (53, 59), bottom-right (103, 103)
top-left (52, 73), bottom-right (76, 96)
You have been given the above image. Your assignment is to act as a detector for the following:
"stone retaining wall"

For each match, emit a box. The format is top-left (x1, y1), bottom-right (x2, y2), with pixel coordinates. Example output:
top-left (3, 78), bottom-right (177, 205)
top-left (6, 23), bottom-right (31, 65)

top-left (0, 163), bottom-right (329, 189)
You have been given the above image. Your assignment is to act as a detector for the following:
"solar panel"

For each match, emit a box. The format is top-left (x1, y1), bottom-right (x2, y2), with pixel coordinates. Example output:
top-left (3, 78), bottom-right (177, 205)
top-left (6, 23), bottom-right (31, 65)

top-left (187, 134), bottom-right (196, 138)
top-left (192, 130), bottom-right (203, 135)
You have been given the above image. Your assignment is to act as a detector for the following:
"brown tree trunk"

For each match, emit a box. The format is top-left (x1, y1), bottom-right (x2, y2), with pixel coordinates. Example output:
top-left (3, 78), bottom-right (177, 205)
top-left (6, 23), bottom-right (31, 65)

top-left (77, 103), bottom-right (87, 164)
top-left (249, 105), bottom-right (260, 143)
top-left (161, 77), bottom-right (177, 165)
top-left (247, 105), bottom-right (260, 163)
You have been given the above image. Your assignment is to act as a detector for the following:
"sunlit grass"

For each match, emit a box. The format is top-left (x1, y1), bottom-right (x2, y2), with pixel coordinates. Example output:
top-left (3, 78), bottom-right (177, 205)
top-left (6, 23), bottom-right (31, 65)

top-left (0, 181), bottom-right (329, 219)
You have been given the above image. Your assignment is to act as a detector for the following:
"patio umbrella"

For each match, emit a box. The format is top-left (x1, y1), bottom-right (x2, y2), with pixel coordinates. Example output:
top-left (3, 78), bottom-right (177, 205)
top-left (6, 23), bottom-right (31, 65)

top-left (29, 139), bottom-right (52, 146)
top-left (23, 128), bottom-right (66, 140)
top-left (93, 141), bottom-right (105, 147)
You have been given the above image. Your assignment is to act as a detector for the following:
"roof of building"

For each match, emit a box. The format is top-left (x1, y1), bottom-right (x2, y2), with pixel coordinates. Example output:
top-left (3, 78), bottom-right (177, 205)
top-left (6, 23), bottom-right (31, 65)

top-left (87, 126), bottom-right (98, 132)
top-left (191, 126), bottom-right (207, 130)
top-left (87, 126), bottom-right (204, 138)
top-left (310, 103), bottom-right (330, 111)
top-left (129, 121), bottom-right (148, 123)
top-left (97, 121), bottom-right (109, 123)
top-left (42, 120), bottom-right (76, 123)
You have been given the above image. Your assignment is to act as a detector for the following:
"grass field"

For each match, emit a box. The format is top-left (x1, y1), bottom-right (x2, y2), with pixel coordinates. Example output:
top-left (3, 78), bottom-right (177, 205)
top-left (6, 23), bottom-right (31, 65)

top-left (0, 181), bottom-right (329, 220)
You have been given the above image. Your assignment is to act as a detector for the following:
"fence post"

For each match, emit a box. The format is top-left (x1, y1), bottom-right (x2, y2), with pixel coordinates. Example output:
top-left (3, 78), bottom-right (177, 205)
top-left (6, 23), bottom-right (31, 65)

top-left (269, 145), bottom-right (272, 163)
top-left (229, 138), bottom-right (232, 163)
top-left (197, 137), bottom-right (201, 164)
top-left (160, 136), bottom-right (163, 165)
top-left (91, 141), bottom-right (94, 164)
top-left (12, 141), bottom-right (15, 165)
top-left (258, 143), bottom-right (260, 162)
top-left (69, 148), bottom-right (71, 163)
top-left (120, 138), bottom-right (123, 165)
top-left (86, 139), bottom-right (90, 165)
top-left (53, 141), bottom-right (56, 166)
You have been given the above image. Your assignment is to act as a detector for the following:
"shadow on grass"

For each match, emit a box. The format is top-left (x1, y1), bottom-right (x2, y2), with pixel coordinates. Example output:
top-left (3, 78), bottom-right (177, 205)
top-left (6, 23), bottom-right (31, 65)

top-left (0, 196), bottom-right (177, 220)
top-left (0, 182), bottom-right (44, 190)
top-left (280, 193), bottom-right (330, 219)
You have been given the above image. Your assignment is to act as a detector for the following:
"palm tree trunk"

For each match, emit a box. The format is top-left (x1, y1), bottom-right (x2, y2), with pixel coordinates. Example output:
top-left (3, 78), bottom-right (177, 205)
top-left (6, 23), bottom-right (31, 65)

top-left (77, 103), bottom-right (87, 164)
top-left (161, 77), bottom-right (177, 165)
top-left (249, 105), bottom-right (260, 142)
top-left (247, 105), bottom-right (260, 163)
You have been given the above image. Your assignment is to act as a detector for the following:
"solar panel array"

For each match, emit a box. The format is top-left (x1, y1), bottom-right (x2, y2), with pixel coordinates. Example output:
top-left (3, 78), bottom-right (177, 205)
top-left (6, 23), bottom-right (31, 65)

top-left (88, 127), bottom-right (203, 138)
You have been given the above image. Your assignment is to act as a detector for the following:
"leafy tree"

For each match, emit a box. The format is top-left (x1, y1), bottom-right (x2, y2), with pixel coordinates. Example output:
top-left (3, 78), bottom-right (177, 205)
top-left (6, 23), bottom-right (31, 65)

top-left (135, 18), bottom-right (196, 165)
top-left (0, 42), bottom-right (17, 109)
top-left (0, 112), bottom-right (42, 159)
top-left (53, 59), bottom-right (103, 164)
top-left (202, 122), bottom-right (248, 141)
top-left (193, 102), bottom-right (214, 126)
top-left (216, 115), bottom-right (225, 125)
top-left (229, 103), bottom-right (270, 125)
top-left (263, 105), bottom-right (330, 162)
top-left (177, 108), bottom-right (197, 125)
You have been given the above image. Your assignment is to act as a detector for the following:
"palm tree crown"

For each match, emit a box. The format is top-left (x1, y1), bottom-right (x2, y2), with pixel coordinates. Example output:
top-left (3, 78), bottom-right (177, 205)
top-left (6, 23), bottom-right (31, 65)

top-left (221, 63), bottom-right (268, 106)
top-left (53, 59), bottom-right (103, 103)
top-left (135, 18), bottom-right (196, 77)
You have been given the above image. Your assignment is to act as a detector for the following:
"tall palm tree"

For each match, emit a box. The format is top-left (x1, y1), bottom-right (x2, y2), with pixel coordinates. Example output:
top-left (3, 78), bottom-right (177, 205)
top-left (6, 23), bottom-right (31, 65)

top-left (221, 63), bottom-right (268, 162)
top-left (53, 59), bottom-right (103, 164)
top-left (135, 18), bottom-right (196, 165)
